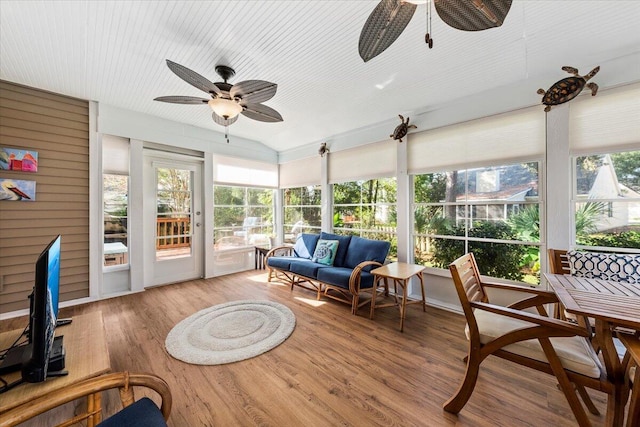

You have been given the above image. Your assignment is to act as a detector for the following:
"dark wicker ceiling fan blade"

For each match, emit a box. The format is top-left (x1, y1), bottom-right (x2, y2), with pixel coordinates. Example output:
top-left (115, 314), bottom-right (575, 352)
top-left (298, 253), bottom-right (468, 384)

top-left (241, 103), bottom-right (283, 123)
top-left (212, 112), bottom-right (238, 127)
top-left (154, 96), bottom-right (210, 105)
top-left (359, 0), bottom-right (417, 63)
top-left (231, 80), bottom-right (278, 104)
top-left (165, 59), bottom-right (222, 96)
top-left (435, 0), bottom-right (513, 31)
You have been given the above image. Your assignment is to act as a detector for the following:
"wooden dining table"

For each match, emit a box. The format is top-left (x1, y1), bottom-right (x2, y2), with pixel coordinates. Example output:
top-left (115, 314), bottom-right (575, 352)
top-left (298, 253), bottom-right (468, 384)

top-left (544, 273), bottom-right (640, 427)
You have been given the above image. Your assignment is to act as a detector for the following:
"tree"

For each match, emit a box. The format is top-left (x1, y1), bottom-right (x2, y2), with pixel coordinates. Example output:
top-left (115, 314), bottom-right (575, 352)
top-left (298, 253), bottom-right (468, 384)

top-left (611, 151), bottom-right (640, 192)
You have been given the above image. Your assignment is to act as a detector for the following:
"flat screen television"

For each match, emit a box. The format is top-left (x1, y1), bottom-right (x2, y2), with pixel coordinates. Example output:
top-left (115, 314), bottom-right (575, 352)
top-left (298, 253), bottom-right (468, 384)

top-left (21, 234), bottom-right (62, 382)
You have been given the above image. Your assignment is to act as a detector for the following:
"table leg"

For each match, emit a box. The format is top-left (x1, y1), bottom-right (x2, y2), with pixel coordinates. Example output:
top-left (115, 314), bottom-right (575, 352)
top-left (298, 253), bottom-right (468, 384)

top-left (596, 320), bottom-right (625, 427)
top-left (418, 273), bottom-right (426, 312)
top-left (370, 276), bottom-right (379, 319)
top-left (399, 279), bottom-right (408, 333)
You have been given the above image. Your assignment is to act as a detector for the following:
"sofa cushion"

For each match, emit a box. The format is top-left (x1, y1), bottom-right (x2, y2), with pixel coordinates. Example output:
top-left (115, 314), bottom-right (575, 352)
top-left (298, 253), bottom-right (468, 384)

top-left (319, 232), bottom-right (352, 267)
top-left (568, 250), bottom-right (640, 285)
top-left (344, 236), bottom-right (390, 272)
top-left (293, 233), bottom-right (320, 259)
top-left (317, 267), bottom-right (375, 290)
top-left (289, 260), bottom-right (330, 279)
top-left (267, 256), bottom-right (302, 270)
top-left (312, 239), bottom-right (339, 266)
top-left (97, 397), bottom-right (167, 427)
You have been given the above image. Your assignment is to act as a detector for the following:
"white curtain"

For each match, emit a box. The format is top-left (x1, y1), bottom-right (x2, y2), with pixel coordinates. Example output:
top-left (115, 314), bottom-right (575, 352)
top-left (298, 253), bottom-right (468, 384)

top-left (569, 82), bottom-right (640, 155)
top-left (407, 106), bottom-right (545, 173)
top-left (279, 156), bottom-right (321, 188)
top-left (213, 154), bottom-right (278, 188)
top-left (102, 134), bottom-right (129, 174)
top-left (328, 140), bottom-right (397, 183)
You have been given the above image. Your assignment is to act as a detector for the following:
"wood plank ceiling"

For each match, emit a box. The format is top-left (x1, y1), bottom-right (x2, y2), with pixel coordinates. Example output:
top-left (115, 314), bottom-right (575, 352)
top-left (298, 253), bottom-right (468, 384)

top-left (1, 1), bottom-right (639, 153)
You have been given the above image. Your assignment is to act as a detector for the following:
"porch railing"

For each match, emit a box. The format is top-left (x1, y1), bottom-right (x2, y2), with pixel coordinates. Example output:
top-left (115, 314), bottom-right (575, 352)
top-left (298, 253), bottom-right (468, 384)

top-left (157, 217), bottom-right (191, 249)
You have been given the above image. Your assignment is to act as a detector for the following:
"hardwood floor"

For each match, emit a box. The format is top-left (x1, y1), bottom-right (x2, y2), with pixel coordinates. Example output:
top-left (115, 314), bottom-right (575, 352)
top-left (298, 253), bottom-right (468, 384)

top-left (1, 270), bottom-right (609, 426)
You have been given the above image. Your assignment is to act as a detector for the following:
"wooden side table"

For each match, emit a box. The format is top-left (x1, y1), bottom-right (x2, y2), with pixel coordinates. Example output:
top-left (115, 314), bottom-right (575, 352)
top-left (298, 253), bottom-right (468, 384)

top-left (0, 311), bottom-right (110, 426)
top-left (369, 262), bottom-right (426, 332)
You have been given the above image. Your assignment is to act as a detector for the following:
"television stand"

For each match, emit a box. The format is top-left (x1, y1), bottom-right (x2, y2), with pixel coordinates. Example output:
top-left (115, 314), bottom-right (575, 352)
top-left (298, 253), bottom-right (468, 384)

top-left (0, 312), bottom-right (110, 418)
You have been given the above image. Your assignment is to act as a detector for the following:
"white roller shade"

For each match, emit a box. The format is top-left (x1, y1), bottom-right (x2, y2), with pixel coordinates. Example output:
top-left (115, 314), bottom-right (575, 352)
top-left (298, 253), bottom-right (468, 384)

top-left (569, 83), bottom-right (640, 155)
top-left (102, 134), bottom-right (129, 174)
top-left (328, 140), bottom-right (397, 183)
top-left (213, 155), bottom-right (278, 188)
top-left (407, 107), bottom-right (545, 173)
top-left (279, 156), bottom-right (321, 188)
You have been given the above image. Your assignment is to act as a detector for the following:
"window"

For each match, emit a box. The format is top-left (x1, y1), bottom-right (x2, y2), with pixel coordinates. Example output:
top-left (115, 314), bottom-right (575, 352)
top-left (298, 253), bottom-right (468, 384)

top-left (155, 167), bottom-right (192, 260)
top-left (283, 185), bottom-right (321, 243)
top-left (213, 186), bottom-right (275, 250)
top-left (413, 162), bottom-right (541, 284)
top-left (333, 178), bottom-right (397, 259)
top-left (103, 174), bottom-right (128, 266)
top-left (574, 150), bottom-right (640, 251)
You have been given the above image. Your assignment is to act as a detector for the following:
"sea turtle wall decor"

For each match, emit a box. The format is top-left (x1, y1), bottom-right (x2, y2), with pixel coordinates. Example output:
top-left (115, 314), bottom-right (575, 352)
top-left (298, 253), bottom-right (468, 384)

top-left (537, 66), bottom-right (600, 112)
top-left (390, 115), bottom-right (417, 143)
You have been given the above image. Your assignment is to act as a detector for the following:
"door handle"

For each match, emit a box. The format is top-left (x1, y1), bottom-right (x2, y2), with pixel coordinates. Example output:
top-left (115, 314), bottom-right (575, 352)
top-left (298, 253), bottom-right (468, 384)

top-left (196, 223), bottom-right (201, 227)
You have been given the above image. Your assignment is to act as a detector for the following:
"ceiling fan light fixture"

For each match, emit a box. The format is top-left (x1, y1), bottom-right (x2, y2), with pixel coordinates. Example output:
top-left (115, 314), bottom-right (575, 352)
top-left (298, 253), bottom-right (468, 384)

top-left (208, 98), bottom-right (243, 119)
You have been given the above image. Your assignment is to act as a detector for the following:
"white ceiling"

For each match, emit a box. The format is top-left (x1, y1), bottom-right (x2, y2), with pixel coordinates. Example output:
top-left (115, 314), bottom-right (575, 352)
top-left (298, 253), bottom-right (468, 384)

top-left (1, 1), bottom-right (639, 155)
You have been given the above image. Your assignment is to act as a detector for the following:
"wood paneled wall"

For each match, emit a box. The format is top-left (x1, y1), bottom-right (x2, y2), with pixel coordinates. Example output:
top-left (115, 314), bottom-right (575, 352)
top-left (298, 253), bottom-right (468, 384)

top-left (0, 81), bottom-right (89, 314)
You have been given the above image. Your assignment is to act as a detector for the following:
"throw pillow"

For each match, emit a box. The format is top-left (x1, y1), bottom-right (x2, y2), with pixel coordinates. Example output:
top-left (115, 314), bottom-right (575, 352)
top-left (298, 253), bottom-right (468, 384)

top-left (312, 239), bottom-right (339, 266)
top-left (568, 250), bottom-right (640, 284)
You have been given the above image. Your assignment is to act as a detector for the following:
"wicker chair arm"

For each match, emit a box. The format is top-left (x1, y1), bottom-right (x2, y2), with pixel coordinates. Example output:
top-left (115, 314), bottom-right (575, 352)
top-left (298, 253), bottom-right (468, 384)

top-left (265, 246), bottom-right (294, 259)
top-left (1, 372), bottom-right (172, 427)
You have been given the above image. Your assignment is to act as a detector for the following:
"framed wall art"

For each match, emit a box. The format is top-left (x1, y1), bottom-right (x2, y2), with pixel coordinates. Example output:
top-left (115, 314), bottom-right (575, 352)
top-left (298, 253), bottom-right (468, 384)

top-left (0, 178), bottom-right (36, 201)
top-left (0, 147), bottom-right (39, 172)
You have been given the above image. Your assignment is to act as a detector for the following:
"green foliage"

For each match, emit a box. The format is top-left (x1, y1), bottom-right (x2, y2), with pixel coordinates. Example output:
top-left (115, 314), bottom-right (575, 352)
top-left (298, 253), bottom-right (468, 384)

top-left (577, 230), bottom-right (640, 249)
top-left (506, 205), bottom-right (540, 242)
top-left (431, 221), bottom-right (526, 281)
top-left (575, 202), bottom-right (606, 235)
top-left (333, 212), bottom-right (343, 228)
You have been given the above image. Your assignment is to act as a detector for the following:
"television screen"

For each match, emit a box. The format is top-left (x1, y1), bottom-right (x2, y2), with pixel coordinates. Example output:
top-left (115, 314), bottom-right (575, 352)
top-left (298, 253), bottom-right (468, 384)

top-left (21, 235), bottom-right (61, 383)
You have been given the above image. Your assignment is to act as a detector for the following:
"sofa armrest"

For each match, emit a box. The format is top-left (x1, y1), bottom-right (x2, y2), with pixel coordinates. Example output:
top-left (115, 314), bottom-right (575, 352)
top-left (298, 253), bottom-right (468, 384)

top-left (349, 260), bottom-right (383, 294)
top-left (265, 246), bottom-right (294, 259)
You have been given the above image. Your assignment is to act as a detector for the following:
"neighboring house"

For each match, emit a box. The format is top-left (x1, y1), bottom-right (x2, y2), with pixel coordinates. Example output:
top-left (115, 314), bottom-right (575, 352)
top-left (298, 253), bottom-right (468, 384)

top-left (582, 154), bottom-right (640, 232)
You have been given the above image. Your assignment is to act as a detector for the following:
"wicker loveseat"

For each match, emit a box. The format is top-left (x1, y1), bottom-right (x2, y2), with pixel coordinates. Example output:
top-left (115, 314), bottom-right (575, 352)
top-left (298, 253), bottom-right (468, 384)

top-left (266, 232), bottom-right (391, 314)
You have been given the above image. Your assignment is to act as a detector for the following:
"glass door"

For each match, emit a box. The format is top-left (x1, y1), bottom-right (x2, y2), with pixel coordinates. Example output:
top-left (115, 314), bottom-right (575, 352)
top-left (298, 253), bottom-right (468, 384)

top-left (144, 153), bottom-right (203, 287)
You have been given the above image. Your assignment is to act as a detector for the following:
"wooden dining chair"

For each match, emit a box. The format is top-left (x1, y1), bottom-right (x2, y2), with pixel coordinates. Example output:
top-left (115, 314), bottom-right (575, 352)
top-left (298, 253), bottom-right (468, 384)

top-left (444, 253), bottom-right (612, 427)
top-left (618, 332), bottom-right (639, 427)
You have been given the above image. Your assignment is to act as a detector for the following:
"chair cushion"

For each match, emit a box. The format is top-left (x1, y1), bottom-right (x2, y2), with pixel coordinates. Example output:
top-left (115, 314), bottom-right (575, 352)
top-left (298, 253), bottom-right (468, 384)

top-left (319, 232), bottom-right (351, 267)
top-left (267, 256), bottom-right (302, 270)
top-left (292, 233), bottom-right (320, 259)
top-left (567, 250), bottom-right (640, 285)
top-left (289, 260), bottom-right (330, 279)
top-left (344, 236), bottom-right (390, 271)
top-left (469, 310), bottom-right (602, 378)
top-left (317, 267), bottom-right (375, 290)
top-left (312, 239), bottom-right (339, 265)
top-left (97, 397), bottom-right (167, 427)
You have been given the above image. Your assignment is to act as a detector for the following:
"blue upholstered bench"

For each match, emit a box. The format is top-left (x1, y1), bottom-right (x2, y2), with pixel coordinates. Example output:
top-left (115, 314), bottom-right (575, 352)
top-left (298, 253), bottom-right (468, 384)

top-left (266, 232), bottom-right (391, 314)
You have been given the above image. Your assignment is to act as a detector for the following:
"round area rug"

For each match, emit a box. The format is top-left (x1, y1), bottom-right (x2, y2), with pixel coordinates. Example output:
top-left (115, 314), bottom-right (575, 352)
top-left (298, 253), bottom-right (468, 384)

top-left (165, 300), bottom-right (295, 365)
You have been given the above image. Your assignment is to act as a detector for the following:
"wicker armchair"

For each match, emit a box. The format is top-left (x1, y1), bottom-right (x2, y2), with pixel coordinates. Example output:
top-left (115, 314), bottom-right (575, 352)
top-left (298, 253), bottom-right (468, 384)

top-left (0, 372), bottom-right (171, 427)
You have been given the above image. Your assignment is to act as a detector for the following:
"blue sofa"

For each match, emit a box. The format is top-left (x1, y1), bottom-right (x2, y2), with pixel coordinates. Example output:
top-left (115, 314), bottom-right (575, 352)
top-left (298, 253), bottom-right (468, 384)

top-left (266, 232), bottom-right (391, 314)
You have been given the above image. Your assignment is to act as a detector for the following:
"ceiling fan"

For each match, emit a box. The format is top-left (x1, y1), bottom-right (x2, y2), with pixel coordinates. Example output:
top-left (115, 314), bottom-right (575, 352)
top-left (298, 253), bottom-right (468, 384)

top-left (154, 60), bottom-right (283, 129)
top-left (359, 0), bottom-right (513, 62)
